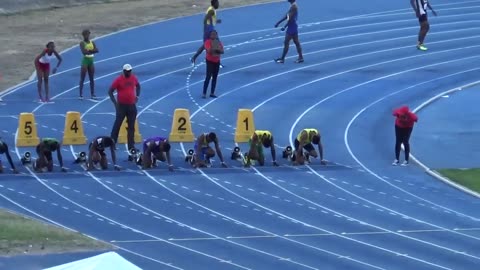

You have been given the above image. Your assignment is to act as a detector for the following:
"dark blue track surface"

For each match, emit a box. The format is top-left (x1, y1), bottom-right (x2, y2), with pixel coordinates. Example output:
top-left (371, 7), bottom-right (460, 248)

top-left (1, 0), bottom-right (480, 269)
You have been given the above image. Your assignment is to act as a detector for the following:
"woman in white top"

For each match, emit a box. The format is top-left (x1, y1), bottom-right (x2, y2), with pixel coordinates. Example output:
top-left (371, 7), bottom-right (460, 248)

top-left (34, 41), bottom-right (62, 102)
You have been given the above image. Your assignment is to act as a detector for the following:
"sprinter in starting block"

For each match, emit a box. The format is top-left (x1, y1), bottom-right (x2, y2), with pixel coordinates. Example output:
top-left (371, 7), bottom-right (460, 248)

top-left (191, 132), bottom-right (227, 168)
top-left (244, 130), bottom-right (278, 167)
top-left (293, 128), bottom-right (326, 165)
top-left (140, 136), bottom-right (173, 171)
top-left (34, 138), bottom-right (67, 172)
top-left (87, 136), bottom-right (120, 171)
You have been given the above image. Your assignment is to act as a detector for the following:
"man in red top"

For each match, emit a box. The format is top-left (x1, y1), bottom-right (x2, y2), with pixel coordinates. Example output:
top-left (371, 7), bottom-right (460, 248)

top-left (392, 106), bottom-right (418, 166)
top-left (109, 64), bottom-right (141, 153)
top-left (202, 30), bottom-right (224, 99)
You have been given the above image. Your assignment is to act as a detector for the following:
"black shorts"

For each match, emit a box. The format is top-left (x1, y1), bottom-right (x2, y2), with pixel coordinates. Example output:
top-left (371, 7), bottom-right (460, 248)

top-left (419, 14), bottom-right (428, 23)
top-left (294, 139), bottom-right (315, 152)
top-left (36, 145), bottom-right (52, 161)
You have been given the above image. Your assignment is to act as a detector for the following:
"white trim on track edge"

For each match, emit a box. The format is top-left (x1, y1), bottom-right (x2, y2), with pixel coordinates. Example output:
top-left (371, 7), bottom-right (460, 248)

top-left (409, 80), bottom-right (480, 199)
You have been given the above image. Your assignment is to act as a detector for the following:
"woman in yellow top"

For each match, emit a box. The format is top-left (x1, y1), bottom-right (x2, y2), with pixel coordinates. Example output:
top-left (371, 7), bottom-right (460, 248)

top-left (79, 29), bottom-right (99, 99)
top-left (245, 130), bottom-right (278, 167)
top-left (294, 128), bottom-right (326, 165)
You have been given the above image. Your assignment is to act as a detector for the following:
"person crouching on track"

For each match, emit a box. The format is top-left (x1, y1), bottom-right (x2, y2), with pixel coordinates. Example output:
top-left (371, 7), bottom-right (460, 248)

top-left (293, 128), bottom-right (326, 165)
top-left (392, 106), bottom-right (418, 166)
top-left (34, 138), bottom-right (67, 172)
top-left (87, 136), bottom-right (120, 171)
top-left (194, 132), bottom-right (227, 168)
top-left (246, 130), bottom-right (278, 167)
top-left (142, 136), bottom-right (173, 171)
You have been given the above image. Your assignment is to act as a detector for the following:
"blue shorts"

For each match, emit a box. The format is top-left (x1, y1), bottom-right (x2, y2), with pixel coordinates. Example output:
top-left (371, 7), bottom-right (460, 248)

top-left (204, 25), bottom-right (215, 41)
top-left (194, 144), bottom-right (209, 160)
top-left (286, 25), bottom-right (298, 36)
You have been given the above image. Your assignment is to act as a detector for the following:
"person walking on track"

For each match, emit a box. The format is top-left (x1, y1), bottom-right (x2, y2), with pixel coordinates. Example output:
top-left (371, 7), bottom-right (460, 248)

top-left (410, 0), bottom-right (437, 51)
top-left (274, 0), bottom-right (304, 63)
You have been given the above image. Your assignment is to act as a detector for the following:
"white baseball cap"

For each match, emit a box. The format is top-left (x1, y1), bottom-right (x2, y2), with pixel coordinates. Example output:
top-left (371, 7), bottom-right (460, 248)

top-left (123, 64), bottom-right (133, 71)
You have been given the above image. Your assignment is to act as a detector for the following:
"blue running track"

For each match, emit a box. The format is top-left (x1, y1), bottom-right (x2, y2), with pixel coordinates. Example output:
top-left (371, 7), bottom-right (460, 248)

top-left (1, 0), bottom-right (480, 269)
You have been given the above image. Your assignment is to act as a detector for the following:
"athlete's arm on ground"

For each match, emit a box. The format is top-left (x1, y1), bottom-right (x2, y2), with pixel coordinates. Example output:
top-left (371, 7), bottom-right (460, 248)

top-left (56, 143), bottom-right (65, 170)
top-left (165, 146), bottom-right (173, 171)
top-left (213, 138), bottom-right (226, 164)
top-left (87, 142), bottom-right (96, 170)
top-left (110, 143), bottom-right (117, 167)
top-left (269, 136), bottom-right (278, 165)
top-left (3, 144), bottom-right (18, 173)
top-left (317, 136), bottom-right (325, 162)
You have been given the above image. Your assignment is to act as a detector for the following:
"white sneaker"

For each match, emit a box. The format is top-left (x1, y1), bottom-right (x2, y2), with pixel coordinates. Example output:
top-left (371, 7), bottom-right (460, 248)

top-left (392, 159), bottom-right (400, 166)
top-left (401, 161), bottom-right (409, 166)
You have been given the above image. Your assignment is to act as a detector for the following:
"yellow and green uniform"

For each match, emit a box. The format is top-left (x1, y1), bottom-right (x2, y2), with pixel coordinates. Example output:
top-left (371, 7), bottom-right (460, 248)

top-left (203, 5), bottom-right (217, 40)
top-left (297, 128), bottom-right (319, 144)
top-left (249, 130), bottom-right (272, 155)
top-left (81, 40), bottom-right (95, 66)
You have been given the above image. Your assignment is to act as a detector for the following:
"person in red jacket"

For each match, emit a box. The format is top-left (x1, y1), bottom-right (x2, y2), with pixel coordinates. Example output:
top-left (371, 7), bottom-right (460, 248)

top-left (392, 106), bottom-right (418, 166)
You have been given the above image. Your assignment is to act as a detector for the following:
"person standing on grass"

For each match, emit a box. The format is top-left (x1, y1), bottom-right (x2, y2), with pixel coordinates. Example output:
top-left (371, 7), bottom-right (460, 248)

top-left (34, 41), bottom-right (62, 102)
top-left (79, 29), bottom-right (99, 99)
top-left (410, 0), bottom-right (437, 51)
top-left (202, 30), bottom-right (224, 98)
top-left (274, 0), bottom-right (304, 64)
top-left (392, 106), bottom-right (418, 166)
top-left (109, 64), bottom-right (141, 156)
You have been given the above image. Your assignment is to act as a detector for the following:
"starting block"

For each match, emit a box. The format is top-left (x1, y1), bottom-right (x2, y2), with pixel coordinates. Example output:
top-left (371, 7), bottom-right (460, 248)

top-left (185, 149), bottom-right (195, 164)
top-left (63, 111), bottom-right (87, 145)
top-left (185, 149), bottom-right (213, 168)
top-left (21, 151), bottom-right (32, 165)
top-left (118, 118), bottom-right (142, 144)
top-left (282, 146), bottom-right (293, 160)
top-left (128, 148), bottom-right (141, 162)
top-left (74, 151), bottom-right (87, 164)
top-left (234, 109), bottom-right (255, 143)
top-left (230, 146), bottom-right (255, 166)
top-left (169, 109), bottom-right (195, 142)
top-left (16, 113), bottom-right (40, 147)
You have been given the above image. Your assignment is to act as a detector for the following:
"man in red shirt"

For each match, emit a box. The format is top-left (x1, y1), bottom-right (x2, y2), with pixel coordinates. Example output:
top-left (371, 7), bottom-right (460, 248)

top-left (392, 106), bottom-right (418, 166)
top-left (203, 30), bottom-right (224, 98)
top-left (109, 64), bottom-right (141, 154)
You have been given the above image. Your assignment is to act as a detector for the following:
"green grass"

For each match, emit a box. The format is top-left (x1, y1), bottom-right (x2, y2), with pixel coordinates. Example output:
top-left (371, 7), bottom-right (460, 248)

top-left (0, 209), bottom-right (112, 256)
top-left (438, 168), bottom-right (480, 194)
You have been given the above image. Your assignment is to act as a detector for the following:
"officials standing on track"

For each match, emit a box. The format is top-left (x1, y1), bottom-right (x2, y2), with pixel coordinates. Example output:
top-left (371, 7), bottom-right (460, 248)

top-left (274, 0), bottom-right (304, 64)
top-left (191, 0), bottom-right (222, 65)
top-left (203, 30), bottom-right (224, 98)
top-left (109, 64), bottom-right (141, 154)
top-left (79, 29), bottom-right (99, 99)
top-left (34, 41), bottom-right (62, 103)
top-left (392, 106), bottom-right (418, 166)
top-left (410, 0), bottom-right (437, 51)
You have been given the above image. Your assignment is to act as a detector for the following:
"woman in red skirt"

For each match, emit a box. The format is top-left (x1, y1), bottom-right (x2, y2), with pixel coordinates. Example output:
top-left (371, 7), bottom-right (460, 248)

top-left (34, 41), bottom-right (62, 102)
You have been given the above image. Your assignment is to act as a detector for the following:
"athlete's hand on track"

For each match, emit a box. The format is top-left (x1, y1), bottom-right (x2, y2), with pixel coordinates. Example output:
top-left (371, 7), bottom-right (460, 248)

top-left (168, 165), bottom-right (174, 172)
